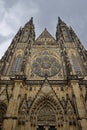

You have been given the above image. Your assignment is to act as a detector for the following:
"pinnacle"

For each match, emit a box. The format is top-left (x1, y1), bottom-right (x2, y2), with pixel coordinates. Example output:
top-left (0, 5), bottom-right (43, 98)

top-left (58, 17), bottom-right (62, 23)
top-left (58, 16), bottom-right (66, 26)
top-left (29, 17), bottom-right (33, 23)
top-left (44, 28), bottom-right (47, 31)
top-left (24, 17), bottom-right (33, 27)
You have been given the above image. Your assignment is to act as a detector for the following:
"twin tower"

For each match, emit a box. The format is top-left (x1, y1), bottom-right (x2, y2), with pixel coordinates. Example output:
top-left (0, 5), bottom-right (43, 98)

top-left (0, 17), bottom-right (87, 130)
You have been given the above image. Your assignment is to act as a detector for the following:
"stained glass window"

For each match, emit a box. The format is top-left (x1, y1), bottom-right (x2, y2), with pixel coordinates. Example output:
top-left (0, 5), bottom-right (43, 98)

top-left (32, 55), bottom-right (60, 77)
top-left (71, 55), bottom-right (81, 75)
top-left (13, 56), bottom-right (21, 72)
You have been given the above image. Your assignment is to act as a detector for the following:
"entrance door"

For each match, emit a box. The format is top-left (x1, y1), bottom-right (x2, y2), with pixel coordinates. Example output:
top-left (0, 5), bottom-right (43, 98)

top-left (48, 126), bottom-right (57, 130)
top-left (37, 126), bottom-right (45, 130)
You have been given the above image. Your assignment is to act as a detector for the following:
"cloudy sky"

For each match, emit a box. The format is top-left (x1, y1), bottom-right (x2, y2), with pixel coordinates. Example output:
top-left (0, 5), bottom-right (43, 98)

top-left (0, 0), bottom-right (87, 58)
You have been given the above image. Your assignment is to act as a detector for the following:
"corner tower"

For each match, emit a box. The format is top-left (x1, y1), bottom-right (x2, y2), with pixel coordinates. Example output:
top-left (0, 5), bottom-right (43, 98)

top-left (0, 17), bottom-right (35, 76)
top-left (56, 17), bottom-right (87, 77)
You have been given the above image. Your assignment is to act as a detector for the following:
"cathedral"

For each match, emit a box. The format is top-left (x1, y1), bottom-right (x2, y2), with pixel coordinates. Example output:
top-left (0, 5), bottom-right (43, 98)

top-left (0, 17), bottom-right (87, 130)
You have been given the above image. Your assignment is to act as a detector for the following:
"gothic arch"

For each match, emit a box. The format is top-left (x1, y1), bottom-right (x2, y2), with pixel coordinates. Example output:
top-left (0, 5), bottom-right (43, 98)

top-left (11, 50), bottom-right (24, 74)
top-left (7, 49), bottom-right (24, 75)
top-left (14, 49), bottom-right (24, 57)
top-left (70, 54), bottom-right (81, 75)
top-left (68, 49), bottom-right (84, 75)
top-left (29, 95), bottom-right (64, 126)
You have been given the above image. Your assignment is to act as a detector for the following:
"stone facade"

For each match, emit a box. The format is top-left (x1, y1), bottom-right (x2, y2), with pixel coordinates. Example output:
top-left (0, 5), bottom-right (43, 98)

top-left (0, 17), bottom-right (87, 130)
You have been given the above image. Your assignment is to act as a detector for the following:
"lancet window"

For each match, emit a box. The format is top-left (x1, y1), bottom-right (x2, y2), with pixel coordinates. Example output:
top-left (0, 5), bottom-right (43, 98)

top-left (71, 55), bottom-right (81, 75)
top-left (13, 55), bottom-right (22, 73)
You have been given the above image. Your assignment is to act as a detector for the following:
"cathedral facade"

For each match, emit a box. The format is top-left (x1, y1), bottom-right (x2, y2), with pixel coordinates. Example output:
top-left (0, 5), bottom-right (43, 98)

top-left (0, 17), bottom-right (87, 130)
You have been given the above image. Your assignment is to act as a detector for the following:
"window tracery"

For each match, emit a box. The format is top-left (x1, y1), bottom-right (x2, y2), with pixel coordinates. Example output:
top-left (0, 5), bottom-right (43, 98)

top-left (71, 55), bottom-right (81, 75)
top-left (13, 55), bottom-right (22, 73)
top-left (37, 105), bottom-right (56, 124)
top-left (32, 55), bottom-right (61, 77)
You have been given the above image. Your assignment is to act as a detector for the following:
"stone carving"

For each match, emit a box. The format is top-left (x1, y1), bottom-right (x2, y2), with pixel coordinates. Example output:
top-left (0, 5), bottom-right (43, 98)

top-left (32, 54), bottom-right (61, 77)
top-left (37, 105), bottom-right (56, 125)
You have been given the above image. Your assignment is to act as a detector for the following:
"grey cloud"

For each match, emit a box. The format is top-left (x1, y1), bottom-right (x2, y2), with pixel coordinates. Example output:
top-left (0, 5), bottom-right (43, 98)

top-left (0, 35), bottom-right (8, 43)
top-left (0, 34), bottom-right (14, 44)
top-left (0, 0), bottom-right (87, 58)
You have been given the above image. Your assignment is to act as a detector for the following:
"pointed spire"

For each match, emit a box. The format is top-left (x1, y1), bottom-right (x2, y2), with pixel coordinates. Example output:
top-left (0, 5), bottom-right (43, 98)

top-left (22, 17), bottom-right (35, 41)
top-left (58, 17), bottom-right (62, 24)
top-left (56, 17), bottom-right (70, 41)
top-left (56, 17), bottom-right (63, 40)
top-left (29, 17), bottom-right (33, 24)
top-left (25, 17), bottom-right (34, 27)
top-left (58, 17), bottom-right (66, 26)
top-left (44, 28), bottom-right (47, 31)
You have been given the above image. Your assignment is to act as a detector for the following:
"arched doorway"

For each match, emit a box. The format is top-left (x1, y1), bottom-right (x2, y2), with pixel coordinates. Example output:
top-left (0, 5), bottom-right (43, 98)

top-left (29, 95), bottom-right (63, 130)
top-left (37, 104), bottom-right (56, 126)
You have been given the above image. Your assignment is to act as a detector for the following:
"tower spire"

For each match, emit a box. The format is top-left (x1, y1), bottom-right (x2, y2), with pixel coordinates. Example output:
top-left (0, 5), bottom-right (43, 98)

top-left (56, 17), bottom-right (73, 42)
top-left (20, 17), bottom-right (35, 42)
top-left (56, 17), bottom-right (66, 41)
top-left (58, 17), bottom-right (62, 24)
top-left (58, 17), bottom-right (67, 26)
top-left (25, 17), bottom-right (33, 27)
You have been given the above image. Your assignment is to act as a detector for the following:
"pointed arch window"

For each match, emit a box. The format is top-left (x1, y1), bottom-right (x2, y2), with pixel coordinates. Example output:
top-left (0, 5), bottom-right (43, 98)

top-left (63, 29), bottom-right (72, 42)
top-left (13, 55), bottom-right (22, 73)
top-left (71, 55), bottom-right (81, 75)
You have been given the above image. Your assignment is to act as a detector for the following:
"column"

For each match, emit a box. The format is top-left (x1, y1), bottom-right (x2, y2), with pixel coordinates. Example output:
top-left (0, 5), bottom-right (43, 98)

top-left (80, 119), bottom-right (87, 130)
top-left (3, 80), bottom-right (22, 130)
top-left (45, 126), bottom-right (48, 130)
top-left (31, 125), bottom-right (35, 130)
top-left (26, 121), bottom-right (31, 130)
top-left (70, 80), bottom-right (87, 130)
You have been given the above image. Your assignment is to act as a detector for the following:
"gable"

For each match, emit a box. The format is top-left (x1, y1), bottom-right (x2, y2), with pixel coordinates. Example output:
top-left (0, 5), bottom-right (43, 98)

top-left (35, 28), bottom-right (56, 45)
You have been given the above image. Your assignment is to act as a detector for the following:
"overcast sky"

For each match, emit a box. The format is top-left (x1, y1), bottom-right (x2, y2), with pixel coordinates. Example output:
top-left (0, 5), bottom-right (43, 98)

top-left (0, 0), bottom-right (87, 58)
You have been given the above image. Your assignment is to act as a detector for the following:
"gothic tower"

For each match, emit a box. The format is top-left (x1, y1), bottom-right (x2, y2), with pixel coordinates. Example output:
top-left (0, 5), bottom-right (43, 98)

top-left (0, 17), bottom-right (87, 130)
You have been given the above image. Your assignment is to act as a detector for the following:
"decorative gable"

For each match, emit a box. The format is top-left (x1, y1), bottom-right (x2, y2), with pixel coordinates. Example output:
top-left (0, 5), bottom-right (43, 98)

top-left (35, 28), bottom-right (56, 45)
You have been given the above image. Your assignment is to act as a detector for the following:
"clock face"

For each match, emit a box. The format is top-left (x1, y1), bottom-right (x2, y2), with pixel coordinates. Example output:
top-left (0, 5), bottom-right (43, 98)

top-left (32, 54), bottom-right (61, 77)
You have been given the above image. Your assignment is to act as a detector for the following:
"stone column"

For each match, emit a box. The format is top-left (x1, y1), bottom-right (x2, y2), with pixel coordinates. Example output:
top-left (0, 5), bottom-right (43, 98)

top-left (70, 80), bottom-right (87, 130)
top-left (45, 126), bottom-right (48, 130)
top-left (26, 121), bottom-right (31, 130)
top-left (31, 125), bottom-right (35, 130)
top-left (80, 119), bottom-right (87, 130)
top-left (3, 80), bottom-right (22, 130)
top-left (63, 121), bottom-right (68, 130)
top-left (69, 125), bottom-right (74, 130)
